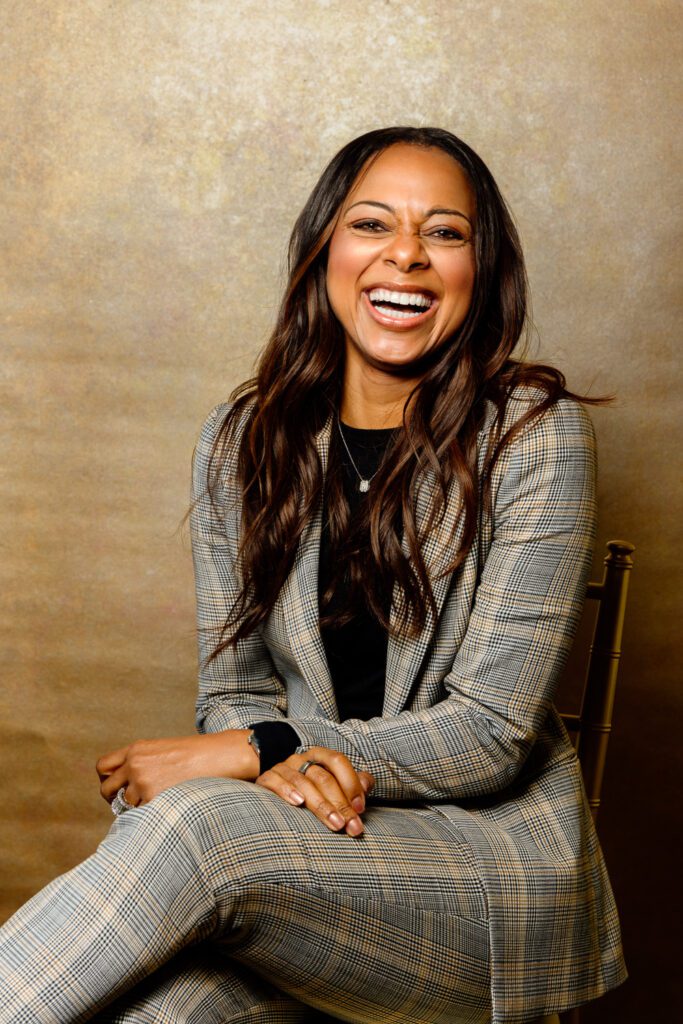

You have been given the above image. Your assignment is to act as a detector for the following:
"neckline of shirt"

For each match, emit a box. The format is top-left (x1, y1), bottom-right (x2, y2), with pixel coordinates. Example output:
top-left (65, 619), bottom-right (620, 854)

top-left (339, 421), bottom-right (399, 439)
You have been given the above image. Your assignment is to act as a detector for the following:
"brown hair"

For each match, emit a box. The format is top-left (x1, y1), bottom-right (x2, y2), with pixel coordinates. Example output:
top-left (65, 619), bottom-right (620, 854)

top-left (207, 126), bottom-right (599, 657)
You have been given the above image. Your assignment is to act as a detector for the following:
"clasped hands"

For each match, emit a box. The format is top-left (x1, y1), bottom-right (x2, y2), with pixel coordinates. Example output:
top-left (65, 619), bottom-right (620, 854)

top-left (96, 731), bottom-right (374, 837)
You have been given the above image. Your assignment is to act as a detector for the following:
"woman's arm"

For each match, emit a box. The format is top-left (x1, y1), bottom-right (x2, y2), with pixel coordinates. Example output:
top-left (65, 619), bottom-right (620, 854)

top-left (96, 730), bottom-right (259, 805)
top-left (95, 406), bottom-right (372, 837)
top-left (191, 404), bottom-right (292, 732)
top-left (93, 407), bottom-right (287, 811)
top-left (278, 398), bottom-right (597, 802)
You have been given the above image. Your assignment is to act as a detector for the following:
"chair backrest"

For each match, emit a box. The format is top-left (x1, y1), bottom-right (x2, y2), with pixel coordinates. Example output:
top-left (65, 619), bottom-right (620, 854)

top-left (561, 540), bottom-right (635, 823)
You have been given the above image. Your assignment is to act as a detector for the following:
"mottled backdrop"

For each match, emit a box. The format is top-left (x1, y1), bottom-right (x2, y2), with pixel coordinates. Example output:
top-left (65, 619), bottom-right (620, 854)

top-left (1, 1), bottom-right (680, 1020)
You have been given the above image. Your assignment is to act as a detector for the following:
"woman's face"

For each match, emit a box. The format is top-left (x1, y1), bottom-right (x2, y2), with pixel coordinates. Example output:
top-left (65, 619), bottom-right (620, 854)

top-left (326, 143), bottom-right (476, 374)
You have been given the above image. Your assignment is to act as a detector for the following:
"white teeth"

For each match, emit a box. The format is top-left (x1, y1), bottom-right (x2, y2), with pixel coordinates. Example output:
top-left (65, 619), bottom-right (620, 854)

top-left (367, 288), bottom-right (433, 308)
top-left (373, 306), bottom-right (424, 319)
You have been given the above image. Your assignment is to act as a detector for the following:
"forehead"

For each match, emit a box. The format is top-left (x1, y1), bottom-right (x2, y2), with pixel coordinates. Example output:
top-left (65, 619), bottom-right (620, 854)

top-left (343, 143), bottom-right (475, 216)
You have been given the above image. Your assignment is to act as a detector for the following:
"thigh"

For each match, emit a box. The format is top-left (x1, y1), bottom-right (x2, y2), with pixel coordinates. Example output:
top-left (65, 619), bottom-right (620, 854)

top-left (168, 778), bottom-right (487, 922)
top-left (0, 779), bottom-right (490, 1024)
top-left (164, 779), bottom-right (491, 1023)
top-left (229, 879), bottom-right (490, 1024)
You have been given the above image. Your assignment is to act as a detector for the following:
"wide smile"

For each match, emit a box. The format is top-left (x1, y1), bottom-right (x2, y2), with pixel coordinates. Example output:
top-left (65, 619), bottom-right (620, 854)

top-left (362, 287), bottom-right (438, 331)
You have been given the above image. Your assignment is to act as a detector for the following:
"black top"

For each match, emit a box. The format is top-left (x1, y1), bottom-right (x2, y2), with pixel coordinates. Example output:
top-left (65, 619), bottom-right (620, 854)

top-left (250, 422), bottom-right (396, 772)
top-left (318, 422), bottom-right (396, 722)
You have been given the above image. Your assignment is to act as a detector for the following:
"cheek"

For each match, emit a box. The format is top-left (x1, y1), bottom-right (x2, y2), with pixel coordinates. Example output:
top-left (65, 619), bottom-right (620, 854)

top-left (442, 254), bottom-right (476, 311)
top-left (326, 237), bottom-right (356, 305)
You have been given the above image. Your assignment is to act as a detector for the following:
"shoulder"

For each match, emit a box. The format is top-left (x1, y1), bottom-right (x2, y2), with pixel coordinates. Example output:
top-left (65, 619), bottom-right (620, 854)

top-left (191, 399), bottom-right (255, 506)
top-left (196, 400), bottom-right (251, 446)
top-left (481, 387), bottom-right (598, 519)
top-left (194, 399), bottom-right (256, 466)
top-left (482, 385), bottom-right (596, 457)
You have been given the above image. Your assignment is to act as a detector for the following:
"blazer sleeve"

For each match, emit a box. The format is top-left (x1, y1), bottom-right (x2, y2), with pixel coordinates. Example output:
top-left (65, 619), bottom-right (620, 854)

top-left (192, 405), bottom-right (291, 732)
top-left (287, 398), bottom-right (598, 802)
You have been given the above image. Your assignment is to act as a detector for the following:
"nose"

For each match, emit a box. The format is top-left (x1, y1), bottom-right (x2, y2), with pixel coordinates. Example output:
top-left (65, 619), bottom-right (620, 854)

top-left (382, 229), bottom-right (429, 272)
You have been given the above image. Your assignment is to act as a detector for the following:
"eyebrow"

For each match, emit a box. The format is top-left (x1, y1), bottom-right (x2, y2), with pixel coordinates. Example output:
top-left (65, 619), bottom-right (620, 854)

top-left (346, 200), bottom-right (473, 226)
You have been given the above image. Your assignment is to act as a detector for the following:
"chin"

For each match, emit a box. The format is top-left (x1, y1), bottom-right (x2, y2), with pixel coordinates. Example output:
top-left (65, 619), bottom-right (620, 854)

top-left (359, 345), bottom-right (434, 378)
top-left (366, 329), bottom-right (439, 361)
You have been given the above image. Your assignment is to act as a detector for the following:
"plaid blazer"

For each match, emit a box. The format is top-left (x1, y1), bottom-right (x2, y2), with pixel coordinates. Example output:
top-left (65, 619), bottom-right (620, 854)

top-left (191, 392), bottom-right (627, 1024)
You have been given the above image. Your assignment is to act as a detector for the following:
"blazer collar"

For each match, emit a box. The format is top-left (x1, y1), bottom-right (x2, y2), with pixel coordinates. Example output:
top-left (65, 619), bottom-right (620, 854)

top-left (384, 461), bottom-right (468, 714)
top-left (280, 417), bottom-right (337, 719)
top-left (281, 416), bottom-right (473, 719)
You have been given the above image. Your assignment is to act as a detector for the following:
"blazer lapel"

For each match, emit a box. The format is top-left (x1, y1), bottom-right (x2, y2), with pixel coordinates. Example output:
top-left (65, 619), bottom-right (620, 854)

top-left (383, 467), bottom-right (468, 715)
top-left (280, 418), bottom-right (338, 720)
top-left (384, 419), bottom-right (491, 716)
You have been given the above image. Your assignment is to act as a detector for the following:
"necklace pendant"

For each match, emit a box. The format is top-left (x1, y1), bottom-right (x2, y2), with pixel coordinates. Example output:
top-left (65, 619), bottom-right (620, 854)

top-left (359, 479), bottom-right (370, 493)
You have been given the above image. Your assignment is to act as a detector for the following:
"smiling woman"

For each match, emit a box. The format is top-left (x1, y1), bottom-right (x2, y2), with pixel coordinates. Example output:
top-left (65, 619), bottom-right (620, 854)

top-left (0, 127), bottom-right (626, 1024)
top-left (327, 145), bottom-right (476, 381)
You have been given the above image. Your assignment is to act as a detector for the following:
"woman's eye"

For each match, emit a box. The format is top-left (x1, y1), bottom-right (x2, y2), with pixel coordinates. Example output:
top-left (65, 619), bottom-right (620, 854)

top-left (428, 227), bottom-right (467, 243)
top-left (351, 220), bottom-right (387, 233)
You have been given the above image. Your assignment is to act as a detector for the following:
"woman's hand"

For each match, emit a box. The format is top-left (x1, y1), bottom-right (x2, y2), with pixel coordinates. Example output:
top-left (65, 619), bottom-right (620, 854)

top-left (96, 730), bottom-right (259, 808)
top-left (256, 747), bottom-right (375, 837)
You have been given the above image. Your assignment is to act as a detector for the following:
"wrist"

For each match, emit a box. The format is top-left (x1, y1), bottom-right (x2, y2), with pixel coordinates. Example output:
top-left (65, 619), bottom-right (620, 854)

top-left (236, 729), bottom-right (260, 780)
top-left (209, 730), bottom-right (260, 781)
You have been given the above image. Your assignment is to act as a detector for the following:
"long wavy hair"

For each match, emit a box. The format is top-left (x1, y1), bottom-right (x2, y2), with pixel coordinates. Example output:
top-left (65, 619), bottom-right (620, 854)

top-left (207, 126), bottom-right (596, 657)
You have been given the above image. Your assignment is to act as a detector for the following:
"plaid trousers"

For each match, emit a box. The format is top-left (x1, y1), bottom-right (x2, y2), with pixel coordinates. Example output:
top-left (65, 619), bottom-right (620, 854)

top-left (0, 778), bottom-right (491, 1023)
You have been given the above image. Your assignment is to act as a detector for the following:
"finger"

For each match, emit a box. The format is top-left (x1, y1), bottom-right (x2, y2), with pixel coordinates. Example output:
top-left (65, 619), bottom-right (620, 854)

top-left (102, 774), bottom-right (142, 810)
top-left (301, 748), bottom-right (370, 815)
top-left (358, 771), bottom-right (375, 795)
top-left (96, 746), bottom-right (129, 780)
top-left (100, 766), bottom-right (129, 803)
top-left (122, 783), bottom-right (140, 808)
top-left (281, 762), bottom-right (364, 836)
top-left (255, 767), bottom-right (306, 807)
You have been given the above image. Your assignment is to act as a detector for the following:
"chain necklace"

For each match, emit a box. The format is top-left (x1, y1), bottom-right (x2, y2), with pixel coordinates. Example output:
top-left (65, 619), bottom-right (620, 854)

top-left (336, 418), bottom-right (379, 493)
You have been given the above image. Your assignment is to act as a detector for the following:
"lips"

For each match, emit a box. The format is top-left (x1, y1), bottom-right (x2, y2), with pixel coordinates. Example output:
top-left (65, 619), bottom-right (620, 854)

top-left (362, 285), bottom-right (438, 329)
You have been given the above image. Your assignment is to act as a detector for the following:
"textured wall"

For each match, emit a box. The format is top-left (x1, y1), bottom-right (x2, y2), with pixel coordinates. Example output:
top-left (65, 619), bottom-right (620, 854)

top-left (1, 1), bottom-right (680, 1019)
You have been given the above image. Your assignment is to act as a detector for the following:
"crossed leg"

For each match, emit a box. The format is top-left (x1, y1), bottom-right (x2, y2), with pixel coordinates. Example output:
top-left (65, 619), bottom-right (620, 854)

top-left (0, 777), bottom-right (490, 1024)
top-left (97, 945), bottom-right (313, 1023)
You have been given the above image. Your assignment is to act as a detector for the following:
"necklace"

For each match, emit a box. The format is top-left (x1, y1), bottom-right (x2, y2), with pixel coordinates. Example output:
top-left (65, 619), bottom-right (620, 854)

top-left (336, 418), bottom-right (379, 493)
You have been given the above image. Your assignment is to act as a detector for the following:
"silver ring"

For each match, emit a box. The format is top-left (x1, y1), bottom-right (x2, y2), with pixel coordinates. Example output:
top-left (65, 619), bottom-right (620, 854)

top-left (111, 786), bottom-right (135, 816)
top-left (298, 760), bottom-right (316, 776)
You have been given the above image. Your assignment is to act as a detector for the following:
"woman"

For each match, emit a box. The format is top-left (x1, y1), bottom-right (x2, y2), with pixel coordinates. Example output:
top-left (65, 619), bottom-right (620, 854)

top-left (0, 127), bottom-right (626, 1023)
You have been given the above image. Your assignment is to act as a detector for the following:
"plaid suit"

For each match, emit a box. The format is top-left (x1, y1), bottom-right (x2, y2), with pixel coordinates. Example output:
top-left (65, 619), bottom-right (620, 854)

top-left (192, 393), bottom-right (626, 1022)
top-left (0, 392), bottom-right (625, 1024)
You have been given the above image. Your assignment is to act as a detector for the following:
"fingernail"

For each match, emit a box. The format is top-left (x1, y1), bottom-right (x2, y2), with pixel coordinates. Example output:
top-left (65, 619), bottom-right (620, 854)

top-left (289, 791), bottom-right (305, 805)
top-left (346, 818), bottom-right (364, 836)
top-left (352, 796), bottom-right (364, 813)
top-left (360, 776), bottom-right (371, 792)
top-left (329, 812), bottom-right (345, 828)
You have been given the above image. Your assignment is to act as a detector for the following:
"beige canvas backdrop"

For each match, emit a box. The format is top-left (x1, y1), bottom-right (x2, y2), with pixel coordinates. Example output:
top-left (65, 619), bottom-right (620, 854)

top-left (1, 1), bottom-right (680, 1020)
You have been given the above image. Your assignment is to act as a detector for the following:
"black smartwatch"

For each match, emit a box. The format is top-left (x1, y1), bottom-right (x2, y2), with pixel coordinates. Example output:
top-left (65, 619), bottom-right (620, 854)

top-left (247, 722), bottom-right (301, 773)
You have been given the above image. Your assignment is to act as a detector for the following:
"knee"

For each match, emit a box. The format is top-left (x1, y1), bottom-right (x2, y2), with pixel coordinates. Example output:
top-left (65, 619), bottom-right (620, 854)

top-left (143, 776), bottom-right (253, 841)
top-left (141, 777), bottom-right (293, 853)
top-left (132, 778), bottom-right (296, 893)
top-left (150, 776), bottom-right (251, 814)
top-left (106, 779), bottom-right (308, 910)
top-left (107, 777), bottom-right (249, 859)
top-left (117, 776), bottom-right (296, 852)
